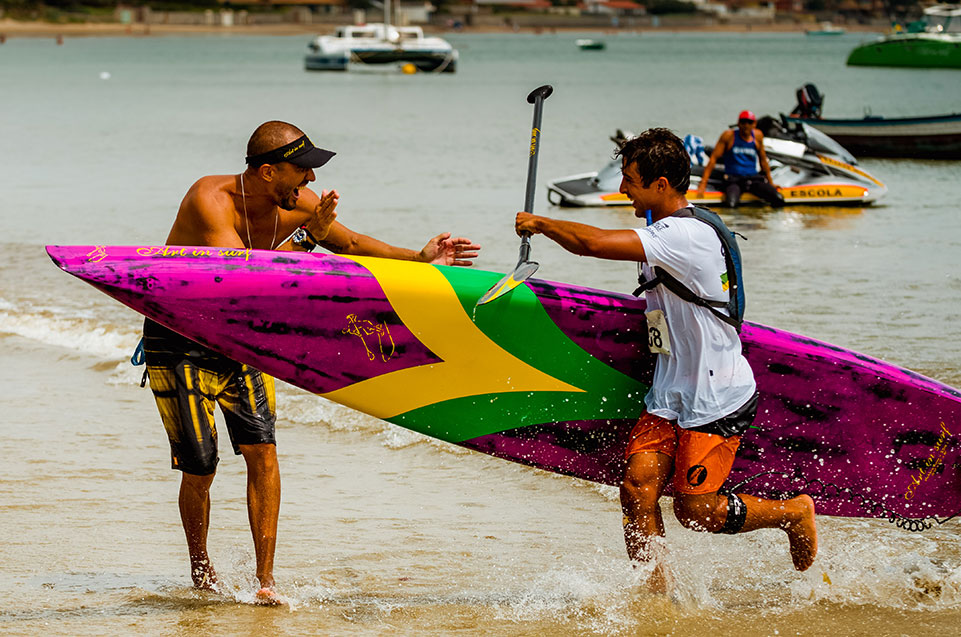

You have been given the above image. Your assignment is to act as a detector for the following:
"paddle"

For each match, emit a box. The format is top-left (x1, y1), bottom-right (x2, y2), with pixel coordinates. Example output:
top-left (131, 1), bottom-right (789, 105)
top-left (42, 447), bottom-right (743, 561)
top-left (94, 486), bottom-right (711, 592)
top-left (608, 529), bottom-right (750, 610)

top-left (475, 84), bottom-right (554, 307)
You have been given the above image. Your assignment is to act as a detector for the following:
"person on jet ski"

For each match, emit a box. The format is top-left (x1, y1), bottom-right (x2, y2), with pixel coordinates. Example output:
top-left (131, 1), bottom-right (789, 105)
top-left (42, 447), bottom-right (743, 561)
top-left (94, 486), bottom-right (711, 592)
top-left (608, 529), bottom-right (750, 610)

top-left (696, 110), bottom-right (785, 208)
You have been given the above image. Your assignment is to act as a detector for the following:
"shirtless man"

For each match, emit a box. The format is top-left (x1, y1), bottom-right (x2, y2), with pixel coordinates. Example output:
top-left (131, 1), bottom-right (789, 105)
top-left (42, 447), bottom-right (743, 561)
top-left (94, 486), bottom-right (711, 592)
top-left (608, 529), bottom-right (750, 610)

top-left (514, 128), bottom-right (815, 592)
top-left (143, 120), bottom-right (480, 603)
top-left (696, 110), bottom-right (785, 208)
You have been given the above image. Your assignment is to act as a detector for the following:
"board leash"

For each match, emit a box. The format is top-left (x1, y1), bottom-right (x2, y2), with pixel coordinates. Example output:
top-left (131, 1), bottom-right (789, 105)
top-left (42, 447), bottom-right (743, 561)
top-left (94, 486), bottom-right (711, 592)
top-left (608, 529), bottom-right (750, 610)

top-left (726, 468), bottom-right (961, 533)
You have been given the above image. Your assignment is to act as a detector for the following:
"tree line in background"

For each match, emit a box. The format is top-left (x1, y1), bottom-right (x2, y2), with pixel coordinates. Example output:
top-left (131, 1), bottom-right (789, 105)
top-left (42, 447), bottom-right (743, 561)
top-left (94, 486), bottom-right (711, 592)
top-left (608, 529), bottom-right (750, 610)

top-left (0, 0), bottom-right (940, 20)
top-left (0, 0), bottom-right (220, 14)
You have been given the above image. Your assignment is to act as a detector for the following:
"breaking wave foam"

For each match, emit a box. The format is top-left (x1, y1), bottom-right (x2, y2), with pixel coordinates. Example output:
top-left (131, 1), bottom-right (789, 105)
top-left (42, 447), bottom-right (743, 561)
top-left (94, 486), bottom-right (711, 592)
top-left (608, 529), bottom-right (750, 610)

top-left (0, 298), bottom-right (140, 361)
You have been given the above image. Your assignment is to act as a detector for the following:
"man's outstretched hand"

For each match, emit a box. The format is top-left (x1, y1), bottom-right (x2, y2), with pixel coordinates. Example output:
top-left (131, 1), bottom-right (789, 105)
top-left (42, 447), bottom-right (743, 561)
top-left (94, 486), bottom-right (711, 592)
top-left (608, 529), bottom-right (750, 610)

top-left (420, 232), bottom-right (481, 267)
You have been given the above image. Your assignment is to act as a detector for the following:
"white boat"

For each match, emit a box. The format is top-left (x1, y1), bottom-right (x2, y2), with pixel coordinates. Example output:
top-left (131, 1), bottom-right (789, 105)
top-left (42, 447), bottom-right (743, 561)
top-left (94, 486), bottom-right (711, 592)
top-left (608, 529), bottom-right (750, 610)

top-left (305, 23), bottom-right (458, 73)
top-left (805, 22), bottom-right (846, 36)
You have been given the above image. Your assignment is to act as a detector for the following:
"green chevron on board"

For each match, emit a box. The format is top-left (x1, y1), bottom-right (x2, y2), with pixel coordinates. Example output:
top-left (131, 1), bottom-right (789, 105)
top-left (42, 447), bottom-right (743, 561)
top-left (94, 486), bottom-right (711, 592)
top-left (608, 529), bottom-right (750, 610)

top-left (384, 266), bottom-right (649, 442)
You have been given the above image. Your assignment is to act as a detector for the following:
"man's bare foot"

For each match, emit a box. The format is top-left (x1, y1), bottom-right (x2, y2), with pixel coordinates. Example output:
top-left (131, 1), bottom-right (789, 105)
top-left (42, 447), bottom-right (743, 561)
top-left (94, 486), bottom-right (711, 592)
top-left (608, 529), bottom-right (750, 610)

top-left (646, 561), bottom-right (671, 594)
top-left (190, 558), bottom-right (218, 591)
top-left (784, 495), bottom-right (818, 571)
top-left (626, 532), bottom-right (672, 595)
top-left (254, 587), bottom-right (287, 606)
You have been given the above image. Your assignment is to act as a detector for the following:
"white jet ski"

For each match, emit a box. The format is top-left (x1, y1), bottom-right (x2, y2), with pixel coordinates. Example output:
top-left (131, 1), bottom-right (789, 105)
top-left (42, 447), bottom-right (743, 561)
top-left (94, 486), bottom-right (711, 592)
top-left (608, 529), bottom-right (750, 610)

top-left (546, 116), bottom-right (888, 208)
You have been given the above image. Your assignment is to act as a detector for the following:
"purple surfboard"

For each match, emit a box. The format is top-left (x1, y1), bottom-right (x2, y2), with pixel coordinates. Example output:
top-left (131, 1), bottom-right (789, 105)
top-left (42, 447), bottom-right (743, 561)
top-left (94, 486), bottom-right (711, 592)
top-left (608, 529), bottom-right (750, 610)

top-left (47, 245), bottom-right (961, 525)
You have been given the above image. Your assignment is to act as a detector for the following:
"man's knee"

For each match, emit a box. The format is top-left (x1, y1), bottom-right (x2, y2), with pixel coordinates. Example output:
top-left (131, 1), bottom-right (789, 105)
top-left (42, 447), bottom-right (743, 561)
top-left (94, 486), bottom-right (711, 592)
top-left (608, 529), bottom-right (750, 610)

top-left (722, 187), bottom-right (741, 208)
top-left (181, 471), bottom-right (216, 494)
top-left (621, 475), bottom-right (660, 511)
top-left (766, 190), bottom-right (786, 208)
top-left (672, 494), bottom-right (728, 533)
top-left (750, 181), bottom-right (784, 207)
top-left (239, 443), bottom-right (278, 472)
top-left (621, 454), bottom-right (668, 510)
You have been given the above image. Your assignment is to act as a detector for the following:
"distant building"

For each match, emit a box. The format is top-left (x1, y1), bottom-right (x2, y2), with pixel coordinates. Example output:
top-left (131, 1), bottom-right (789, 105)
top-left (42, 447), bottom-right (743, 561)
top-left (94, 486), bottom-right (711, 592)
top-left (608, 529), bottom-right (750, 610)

top-left (580, 0), bottom-right (647, 16)
top-left (698, 0), bottom-right (776, 19)
top-left (837, 0), bottom-right (887, 18)
top-left (472, 0), bottom-right (554, 9)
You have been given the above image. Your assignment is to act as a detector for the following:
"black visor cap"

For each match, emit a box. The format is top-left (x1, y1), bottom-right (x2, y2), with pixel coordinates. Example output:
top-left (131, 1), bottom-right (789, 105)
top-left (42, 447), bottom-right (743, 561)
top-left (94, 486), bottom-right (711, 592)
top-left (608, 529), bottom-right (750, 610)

top-left (246, 135), bottom-right (336, 169)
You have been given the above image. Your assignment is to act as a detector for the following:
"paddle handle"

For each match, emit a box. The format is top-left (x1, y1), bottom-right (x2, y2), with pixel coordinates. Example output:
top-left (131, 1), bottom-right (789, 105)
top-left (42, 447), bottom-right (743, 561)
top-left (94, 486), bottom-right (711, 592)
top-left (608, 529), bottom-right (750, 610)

top-left (519, 85), bottom-right (552, 265)
top-left (523, 85), bottom-right (552, 215)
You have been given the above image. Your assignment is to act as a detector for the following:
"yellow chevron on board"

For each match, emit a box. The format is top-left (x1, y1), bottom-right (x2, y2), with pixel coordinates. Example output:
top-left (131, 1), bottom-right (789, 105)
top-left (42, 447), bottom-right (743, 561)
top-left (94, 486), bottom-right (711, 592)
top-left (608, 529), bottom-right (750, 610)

top-left (321, 256), bottom-right (583, 419)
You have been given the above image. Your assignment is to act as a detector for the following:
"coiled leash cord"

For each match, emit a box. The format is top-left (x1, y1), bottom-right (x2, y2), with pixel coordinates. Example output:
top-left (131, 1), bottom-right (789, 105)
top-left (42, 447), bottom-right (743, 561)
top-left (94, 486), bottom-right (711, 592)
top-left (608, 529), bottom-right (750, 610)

top-left (726, 468), bottom-right (961, 533)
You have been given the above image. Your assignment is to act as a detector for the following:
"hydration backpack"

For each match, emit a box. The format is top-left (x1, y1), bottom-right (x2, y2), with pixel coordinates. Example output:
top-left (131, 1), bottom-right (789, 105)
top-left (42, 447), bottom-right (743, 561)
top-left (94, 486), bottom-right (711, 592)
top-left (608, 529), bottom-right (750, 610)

top-left (634, 206), bottom-right (746, 332)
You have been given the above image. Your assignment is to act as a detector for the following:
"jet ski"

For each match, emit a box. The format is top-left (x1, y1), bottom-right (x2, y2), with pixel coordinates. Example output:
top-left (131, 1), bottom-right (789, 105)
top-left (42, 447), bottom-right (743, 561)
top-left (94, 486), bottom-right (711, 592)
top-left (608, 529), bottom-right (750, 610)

top-left (546, 116), bottom-right (887, 208)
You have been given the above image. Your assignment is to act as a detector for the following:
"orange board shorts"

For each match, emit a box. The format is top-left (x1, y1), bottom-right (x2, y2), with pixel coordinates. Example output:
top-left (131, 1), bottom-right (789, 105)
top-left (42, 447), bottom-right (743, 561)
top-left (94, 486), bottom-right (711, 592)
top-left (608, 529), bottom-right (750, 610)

top-left (624, 411), bottom-right (741, 495)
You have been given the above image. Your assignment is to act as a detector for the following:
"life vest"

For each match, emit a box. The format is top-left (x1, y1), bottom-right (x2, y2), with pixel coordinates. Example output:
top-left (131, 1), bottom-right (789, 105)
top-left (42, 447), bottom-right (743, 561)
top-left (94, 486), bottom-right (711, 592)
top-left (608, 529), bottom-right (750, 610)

top-left (722, 131), bottom-right (759, 177)
top-left (634, 206), bottom-right (746, 332)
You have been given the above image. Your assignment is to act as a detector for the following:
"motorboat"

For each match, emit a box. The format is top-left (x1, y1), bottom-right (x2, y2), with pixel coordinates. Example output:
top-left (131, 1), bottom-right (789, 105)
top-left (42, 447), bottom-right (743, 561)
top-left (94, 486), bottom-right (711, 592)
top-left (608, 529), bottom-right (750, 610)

top-left (546, 118), bottom-right (887, 208)
top-left (786, 83), bottom-right (961, 159)
top-left (847, 5), bottom-right (961, 69)
top-left (576, 39), bottom-right (606, 50)
top-left (806, 22), bottom-right (846, 36)
top-left (304, 23), bottom-right (458, 73)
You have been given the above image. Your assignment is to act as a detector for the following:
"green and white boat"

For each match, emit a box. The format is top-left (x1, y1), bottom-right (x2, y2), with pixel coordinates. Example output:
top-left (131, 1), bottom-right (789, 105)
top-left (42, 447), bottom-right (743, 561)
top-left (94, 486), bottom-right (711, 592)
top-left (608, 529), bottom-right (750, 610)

top-left (847, 5), bottom-right (961, 69)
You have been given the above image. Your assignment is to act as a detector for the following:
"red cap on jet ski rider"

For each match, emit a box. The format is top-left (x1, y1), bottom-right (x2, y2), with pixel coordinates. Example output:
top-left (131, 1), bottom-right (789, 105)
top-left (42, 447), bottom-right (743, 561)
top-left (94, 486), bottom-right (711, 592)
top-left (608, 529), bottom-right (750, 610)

top-left (738, 110), bottom-right (756, 124)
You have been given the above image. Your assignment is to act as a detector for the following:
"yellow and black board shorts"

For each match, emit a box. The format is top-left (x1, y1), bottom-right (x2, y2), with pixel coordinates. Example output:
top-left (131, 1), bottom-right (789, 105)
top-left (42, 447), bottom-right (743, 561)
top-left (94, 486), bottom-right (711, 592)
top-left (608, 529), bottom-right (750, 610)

top-left (143, 319), bottom-right (276, 475)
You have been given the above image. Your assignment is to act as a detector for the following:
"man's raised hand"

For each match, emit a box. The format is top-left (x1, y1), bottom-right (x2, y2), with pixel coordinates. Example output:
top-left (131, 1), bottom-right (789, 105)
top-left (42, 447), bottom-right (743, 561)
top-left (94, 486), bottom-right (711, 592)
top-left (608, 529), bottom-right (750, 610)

top-left (307, 189), bottom-right (339, 241)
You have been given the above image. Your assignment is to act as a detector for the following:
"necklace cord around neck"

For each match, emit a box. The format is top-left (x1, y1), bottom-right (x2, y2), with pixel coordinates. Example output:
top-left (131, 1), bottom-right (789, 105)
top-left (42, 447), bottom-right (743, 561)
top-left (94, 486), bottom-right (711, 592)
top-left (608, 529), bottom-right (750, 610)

top-left (240, 173), bottom-right (279, 250)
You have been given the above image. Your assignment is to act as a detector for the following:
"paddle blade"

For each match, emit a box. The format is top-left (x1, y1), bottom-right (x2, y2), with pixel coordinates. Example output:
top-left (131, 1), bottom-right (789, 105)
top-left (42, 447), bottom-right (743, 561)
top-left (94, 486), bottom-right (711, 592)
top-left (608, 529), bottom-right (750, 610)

top-left (475, 261), bottom-right (540, 306)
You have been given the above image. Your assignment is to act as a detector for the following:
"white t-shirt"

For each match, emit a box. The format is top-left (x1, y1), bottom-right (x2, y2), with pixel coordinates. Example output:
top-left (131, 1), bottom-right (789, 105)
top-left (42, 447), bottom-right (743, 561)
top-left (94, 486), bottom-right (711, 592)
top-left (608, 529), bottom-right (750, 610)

top-left (634, 215), bottom-right (756, 428)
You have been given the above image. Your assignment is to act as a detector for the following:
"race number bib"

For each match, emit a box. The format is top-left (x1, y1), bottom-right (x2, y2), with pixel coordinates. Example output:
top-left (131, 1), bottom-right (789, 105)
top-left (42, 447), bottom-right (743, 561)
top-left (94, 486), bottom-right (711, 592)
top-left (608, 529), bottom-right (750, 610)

top-left (646, 309), bottom-right (672, 355)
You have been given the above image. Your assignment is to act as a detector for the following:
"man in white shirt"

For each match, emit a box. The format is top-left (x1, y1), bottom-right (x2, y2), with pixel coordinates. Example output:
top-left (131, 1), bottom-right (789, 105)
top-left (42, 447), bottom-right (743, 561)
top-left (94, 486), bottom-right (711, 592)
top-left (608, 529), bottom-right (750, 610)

top-left (514, 128), bottom-right (816, 592)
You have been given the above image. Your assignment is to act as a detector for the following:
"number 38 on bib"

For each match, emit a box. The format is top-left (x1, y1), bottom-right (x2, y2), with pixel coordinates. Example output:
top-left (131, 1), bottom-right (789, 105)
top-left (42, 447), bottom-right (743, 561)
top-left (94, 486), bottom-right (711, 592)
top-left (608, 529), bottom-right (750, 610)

top-left (645, 309), bottom-right (672, 355)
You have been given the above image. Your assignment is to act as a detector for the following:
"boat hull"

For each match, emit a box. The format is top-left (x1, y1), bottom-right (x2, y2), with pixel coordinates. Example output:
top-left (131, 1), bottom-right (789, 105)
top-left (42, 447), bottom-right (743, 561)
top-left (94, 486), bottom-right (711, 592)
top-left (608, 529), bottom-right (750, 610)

top-left (847, 34), bottom-right (961, 68)
top-left (306, 50), bottom-right (457, 73)
top-left (787, 114), bottom-right (961, 159)
top-left (46, 245), bottom-right (961, 521)
top-left (548, 179), bottom-right (879, 207)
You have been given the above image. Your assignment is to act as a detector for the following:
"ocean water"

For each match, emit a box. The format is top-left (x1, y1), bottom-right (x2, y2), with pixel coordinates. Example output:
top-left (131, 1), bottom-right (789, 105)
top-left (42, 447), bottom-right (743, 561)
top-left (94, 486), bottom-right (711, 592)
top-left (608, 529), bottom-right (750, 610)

top-left (2, 30), bottom-right (961, 635)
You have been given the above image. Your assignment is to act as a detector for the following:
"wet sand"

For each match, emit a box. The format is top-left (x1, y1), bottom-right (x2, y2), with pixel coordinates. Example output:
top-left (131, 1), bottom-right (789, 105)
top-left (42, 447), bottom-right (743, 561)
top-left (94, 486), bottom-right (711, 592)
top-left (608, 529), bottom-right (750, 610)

top-left (4, 332), bottom-right (961, 634)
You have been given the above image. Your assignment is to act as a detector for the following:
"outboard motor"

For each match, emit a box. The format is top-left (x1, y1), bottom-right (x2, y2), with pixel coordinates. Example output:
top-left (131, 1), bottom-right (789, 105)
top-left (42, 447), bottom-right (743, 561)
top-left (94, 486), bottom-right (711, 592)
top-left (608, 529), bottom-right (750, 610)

top-left (791, 83), bottom-right (824, 119)
top-left (609, 129), bottom-right (632, 150)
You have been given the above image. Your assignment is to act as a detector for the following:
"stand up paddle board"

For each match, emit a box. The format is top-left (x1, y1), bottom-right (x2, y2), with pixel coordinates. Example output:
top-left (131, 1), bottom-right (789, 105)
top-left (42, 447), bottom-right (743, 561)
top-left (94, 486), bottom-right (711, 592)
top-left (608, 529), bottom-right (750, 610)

top-left (47, 245), bottom-right (961, 525)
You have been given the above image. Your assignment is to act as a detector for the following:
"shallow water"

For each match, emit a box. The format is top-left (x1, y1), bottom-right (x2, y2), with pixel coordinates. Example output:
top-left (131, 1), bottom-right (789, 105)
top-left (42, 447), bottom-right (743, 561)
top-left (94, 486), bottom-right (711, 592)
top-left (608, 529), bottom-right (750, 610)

top-left (2, 31), bottom-right (961, 634)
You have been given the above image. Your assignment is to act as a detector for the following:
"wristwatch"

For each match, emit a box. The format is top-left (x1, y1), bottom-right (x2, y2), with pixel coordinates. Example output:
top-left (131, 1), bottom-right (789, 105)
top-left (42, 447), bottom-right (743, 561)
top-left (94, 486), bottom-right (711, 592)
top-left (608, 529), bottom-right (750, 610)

top-left (292, 225), bottom-right (318, 252)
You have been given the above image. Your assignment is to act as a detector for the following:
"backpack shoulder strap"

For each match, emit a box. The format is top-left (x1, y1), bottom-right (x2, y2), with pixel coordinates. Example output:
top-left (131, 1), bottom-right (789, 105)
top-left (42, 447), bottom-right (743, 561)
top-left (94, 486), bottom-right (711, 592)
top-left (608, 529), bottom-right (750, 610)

top-left (634, 206), bottom-right (744, 331)
top-left (652, 267), bottom-right (741, 330)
